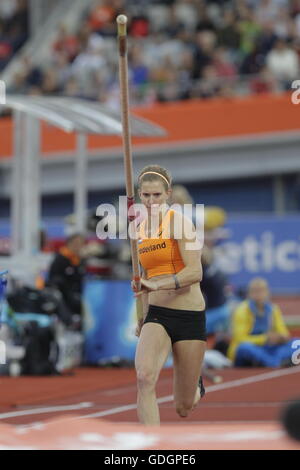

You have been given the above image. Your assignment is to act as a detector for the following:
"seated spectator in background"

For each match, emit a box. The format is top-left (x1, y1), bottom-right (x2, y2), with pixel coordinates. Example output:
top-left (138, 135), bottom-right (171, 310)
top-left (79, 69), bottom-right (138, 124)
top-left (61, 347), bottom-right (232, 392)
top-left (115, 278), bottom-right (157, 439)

top-left (164, 4), bottom-right (185, 38)
top-left (130, 14), bottom-right (150, 38)
top-left (213, 46), bottom-right (237, 79)
top-left (201, 244), bottom-right (232, 336)
top-left (250, 65), bottom-right (279, 94)
top-left (0, 0), bottom-right (28, 72)
top-left (238, 6), bottom-right (262, 57)
top-left (0, 22), bottom-right (13, 70)
top-left (47, 233), bottom-right (86, 328)
top-left (192, 30), bottom-right (215, 80)
top-left (255, 0), bottom-right (282, 28)
top-left (217, 9), bottom-right (241, 53)
top-left (87, 0), bottom-right (120, 36)
top-left (266, 38), bottom-right (299, 88)
top-left (228, 277), bottom-right (298, 367)
top-left (129, 44), bottom-right (149, 87)
top-left (52, 24), bottom-right (80, 63)
top-left (195, 3), bottom-right (216, 34)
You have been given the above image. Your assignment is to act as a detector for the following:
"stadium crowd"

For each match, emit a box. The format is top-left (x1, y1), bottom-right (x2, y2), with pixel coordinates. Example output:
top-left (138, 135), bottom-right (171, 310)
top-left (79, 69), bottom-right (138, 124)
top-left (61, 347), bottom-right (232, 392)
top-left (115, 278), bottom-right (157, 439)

top-left (0, 0), bottom-right (28, 72)
top-left (3, 0), bottom-right (300, 105)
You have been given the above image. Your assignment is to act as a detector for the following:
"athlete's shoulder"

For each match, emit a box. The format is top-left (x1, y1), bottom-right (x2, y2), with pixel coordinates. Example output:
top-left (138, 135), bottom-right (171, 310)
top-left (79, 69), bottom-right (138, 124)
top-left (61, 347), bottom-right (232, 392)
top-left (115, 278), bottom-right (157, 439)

top-left (170, 209), bottom-right (194, 226)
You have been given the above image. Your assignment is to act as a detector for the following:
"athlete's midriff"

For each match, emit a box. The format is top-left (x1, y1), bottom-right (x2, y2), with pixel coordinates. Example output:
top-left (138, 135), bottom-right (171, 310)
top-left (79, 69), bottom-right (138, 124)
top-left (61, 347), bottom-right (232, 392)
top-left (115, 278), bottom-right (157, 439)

top-left (148, 273), bottom-right (205, 311)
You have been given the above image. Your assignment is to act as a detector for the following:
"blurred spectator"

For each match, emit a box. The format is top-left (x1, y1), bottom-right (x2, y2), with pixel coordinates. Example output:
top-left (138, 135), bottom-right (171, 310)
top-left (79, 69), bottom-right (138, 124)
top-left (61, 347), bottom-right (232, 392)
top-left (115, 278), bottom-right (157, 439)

top-left (21, 56), bottom-right (43, 86)
top-left (228, 277), bottom-right (299, 367)
top-left (213, 46), bottom-right (237, 78)
top-left (46, 233), bottom-right (86, 328)
top-left (0, 21), bottom-right (13, 70)
top-left (87, 0), bottom-right (120, 36)
top-left (266, 38), bottom-right (299, 87)
top-left (63, 76), bottom-right (82, 97)
top-left (54, 52), bottom-right (73, 89)
top-left (238, 6), bottom-right (262, 57)
top-left (164, 4), bottom-right (185, 37)
top-left (9, 0), bottom-right (28, 37)
top-left (217, 9), bottom-right (241, 52)
top-left (0, 0), bottom-right (17, 21)
top-left (192, 64), bottom-right (221, 98)
top-left (0, 0), bottom-right (28, 71)
top-left (176, 0), bottom-right (198, 31)
top-left (201, 244), bottom-right (232, 335)
top-left (169, 184), bottom-right (193, 207)
top-left (192, 30), bottom-right (216, 79)
top-left (256, 21), bottom-right (278, 56)
top-left (273, 6), bottom-right (295, 40)
top-left (195, 2), bottom-right (217, 33)
top-left (250, 65), bottom-right (279, 93)
top-left (41, 68), bottom-right (60, 95)
top-left (70, 34), bottom-right (108, 93)
top-left (255, 0), bottom-right (282, 27)
top-left (130, 14), bottom-right (150, 38)
top-left (52, 24), bottom-right (80, 63)
top-left (129, 44), bottom-right (149, 87)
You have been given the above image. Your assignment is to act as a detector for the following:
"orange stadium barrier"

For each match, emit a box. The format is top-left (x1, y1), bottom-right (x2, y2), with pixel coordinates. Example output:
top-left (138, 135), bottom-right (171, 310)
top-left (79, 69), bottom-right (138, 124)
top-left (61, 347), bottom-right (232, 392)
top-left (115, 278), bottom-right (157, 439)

top-left (0, 92), bottom-right (298, 159)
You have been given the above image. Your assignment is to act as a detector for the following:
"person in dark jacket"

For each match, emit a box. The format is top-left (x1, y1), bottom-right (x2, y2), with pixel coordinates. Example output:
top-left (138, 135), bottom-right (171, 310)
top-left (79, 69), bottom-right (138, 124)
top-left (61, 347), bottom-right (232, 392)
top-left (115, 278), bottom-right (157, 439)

top-left (47, 233), bottom-right (86, 326)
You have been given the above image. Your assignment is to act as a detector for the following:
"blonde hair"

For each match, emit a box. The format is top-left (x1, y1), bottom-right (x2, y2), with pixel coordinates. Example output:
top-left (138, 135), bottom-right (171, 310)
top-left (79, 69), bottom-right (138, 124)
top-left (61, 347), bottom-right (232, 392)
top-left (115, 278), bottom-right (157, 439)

top-left (248, 277), bottom-right (269, 291)
top-left (138, 165), bottom-right (172, 191)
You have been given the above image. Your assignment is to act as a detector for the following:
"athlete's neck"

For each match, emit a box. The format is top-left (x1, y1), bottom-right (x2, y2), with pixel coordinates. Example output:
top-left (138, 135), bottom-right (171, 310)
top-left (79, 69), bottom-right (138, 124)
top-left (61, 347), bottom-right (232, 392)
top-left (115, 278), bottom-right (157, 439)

top-left (146, 207), bottom-right (169, 236)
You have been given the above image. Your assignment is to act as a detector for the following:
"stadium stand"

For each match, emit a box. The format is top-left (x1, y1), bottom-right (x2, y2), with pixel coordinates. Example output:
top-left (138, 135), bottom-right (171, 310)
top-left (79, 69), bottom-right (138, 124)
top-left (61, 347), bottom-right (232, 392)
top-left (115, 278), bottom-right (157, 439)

top-left (1, 0), bottom-right (300, 105)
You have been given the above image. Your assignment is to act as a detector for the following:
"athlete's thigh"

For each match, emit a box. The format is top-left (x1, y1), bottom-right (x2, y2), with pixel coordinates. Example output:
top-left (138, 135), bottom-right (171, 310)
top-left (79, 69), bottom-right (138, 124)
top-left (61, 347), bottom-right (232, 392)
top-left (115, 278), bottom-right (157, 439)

top-left (135, 322), bottom-right (172, 380)
top-left (172, 340), bottom-right (206, 403)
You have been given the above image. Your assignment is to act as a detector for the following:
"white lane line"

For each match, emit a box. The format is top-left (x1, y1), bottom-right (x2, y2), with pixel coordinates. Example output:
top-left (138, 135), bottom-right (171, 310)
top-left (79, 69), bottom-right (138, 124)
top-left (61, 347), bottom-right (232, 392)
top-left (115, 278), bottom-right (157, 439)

top-left (151, 402), bottom-right (285, 408)
top-left (199, 366), bottom-right (300, 393)
top-left (0, 402), bottom-right (93, 420)
top-left (1, 366), bottom-right (299, 422)
top-left (80, 366), bottom-right (300, 419)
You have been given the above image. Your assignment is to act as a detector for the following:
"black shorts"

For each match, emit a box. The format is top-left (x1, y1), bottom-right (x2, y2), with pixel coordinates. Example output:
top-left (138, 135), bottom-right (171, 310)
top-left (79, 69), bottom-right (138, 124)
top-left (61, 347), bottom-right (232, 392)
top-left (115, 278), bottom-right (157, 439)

top-left (143, 305), bottom-right (206, 344)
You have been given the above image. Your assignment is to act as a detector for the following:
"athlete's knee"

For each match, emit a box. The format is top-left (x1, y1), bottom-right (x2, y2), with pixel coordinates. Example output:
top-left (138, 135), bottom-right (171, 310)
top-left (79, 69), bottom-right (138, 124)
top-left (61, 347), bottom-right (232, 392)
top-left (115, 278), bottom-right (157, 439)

top-left (175, 398), bottom-right (194, 418)
top-left (136, 368), bottom-right (157, 391)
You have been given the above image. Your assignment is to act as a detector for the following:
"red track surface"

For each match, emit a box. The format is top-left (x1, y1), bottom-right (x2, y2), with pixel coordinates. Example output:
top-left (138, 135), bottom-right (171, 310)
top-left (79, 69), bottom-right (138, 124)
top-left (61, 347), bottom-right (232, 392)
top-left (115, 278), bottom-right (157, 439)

top-left (0, 366), bottom-right (300, 449)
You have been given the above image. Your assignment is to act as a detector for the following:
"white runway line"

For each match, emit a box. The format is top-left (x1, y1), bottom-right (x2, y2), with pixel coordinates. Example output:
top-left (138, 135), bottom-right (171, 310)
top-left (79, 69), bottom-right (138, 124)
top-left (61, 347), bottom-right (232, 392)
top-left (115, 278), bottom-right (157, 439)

top-left (0, 366), bottom-right (299, 422)
top-left (0, 402), bottom-right (93, 420)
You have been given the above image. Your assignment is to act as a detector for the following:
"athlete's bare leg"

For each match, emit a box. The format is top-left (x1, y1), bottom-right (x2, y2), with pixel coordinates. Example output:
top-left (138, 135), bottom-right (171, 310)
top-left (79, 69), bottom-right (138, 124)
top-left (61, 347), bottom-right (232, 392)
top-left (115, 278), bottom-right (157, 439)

top-left (135, 322), bottom-right (171, 425)
top-left (172, 340), bottom-right (206, 418)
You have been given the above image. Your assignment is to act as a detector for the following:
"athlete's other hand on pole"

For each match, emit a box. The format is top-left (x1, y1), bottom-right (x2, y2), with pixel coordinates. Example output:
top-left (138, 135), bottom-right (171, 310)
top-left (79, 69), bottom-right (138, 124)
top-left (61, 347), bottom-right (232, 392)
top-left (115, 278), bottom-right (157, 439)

top-left (131, 278), bottom-right (158, 296)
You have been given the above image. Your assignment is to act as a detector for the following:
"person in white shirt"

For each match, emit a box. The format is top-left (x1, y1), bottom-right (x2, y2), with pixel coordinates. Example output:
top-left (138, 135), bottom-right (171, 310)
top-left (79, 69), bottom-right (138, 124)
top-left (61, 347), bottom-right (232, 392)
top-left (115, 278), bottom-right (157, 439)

top-left (266, 38), bottom-right (299, 84)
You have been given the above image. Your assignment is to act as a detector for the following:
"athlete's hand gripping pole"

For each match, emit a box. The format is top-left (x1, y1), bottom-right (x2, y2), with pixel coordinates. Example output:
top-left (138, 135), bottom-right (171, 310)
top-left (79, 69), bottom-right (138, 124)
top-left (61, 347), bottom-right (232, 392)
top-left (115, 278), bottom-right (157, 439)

top-left (117, 15), bottom-right (143, 323)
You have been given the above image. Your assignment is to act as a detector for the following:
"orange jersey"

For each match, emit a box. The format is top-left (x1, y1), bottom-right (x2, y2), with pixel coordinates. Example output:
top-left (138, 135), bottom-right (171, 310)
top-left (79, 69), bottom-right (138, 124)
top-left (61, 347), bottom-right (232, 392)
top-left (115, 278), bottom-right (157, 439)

top-left (138, 210), bottom-right (185, 279)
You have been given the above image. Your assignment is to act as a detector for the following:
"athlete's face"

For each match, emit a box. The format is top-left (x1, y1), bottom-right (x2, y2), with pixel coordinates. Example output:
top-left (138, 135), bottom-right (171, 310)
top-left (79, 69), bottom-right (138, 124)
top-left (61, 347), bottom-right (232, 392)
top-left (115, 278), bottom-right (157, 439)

top-left (139, 180), bottom-right (171, 215)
